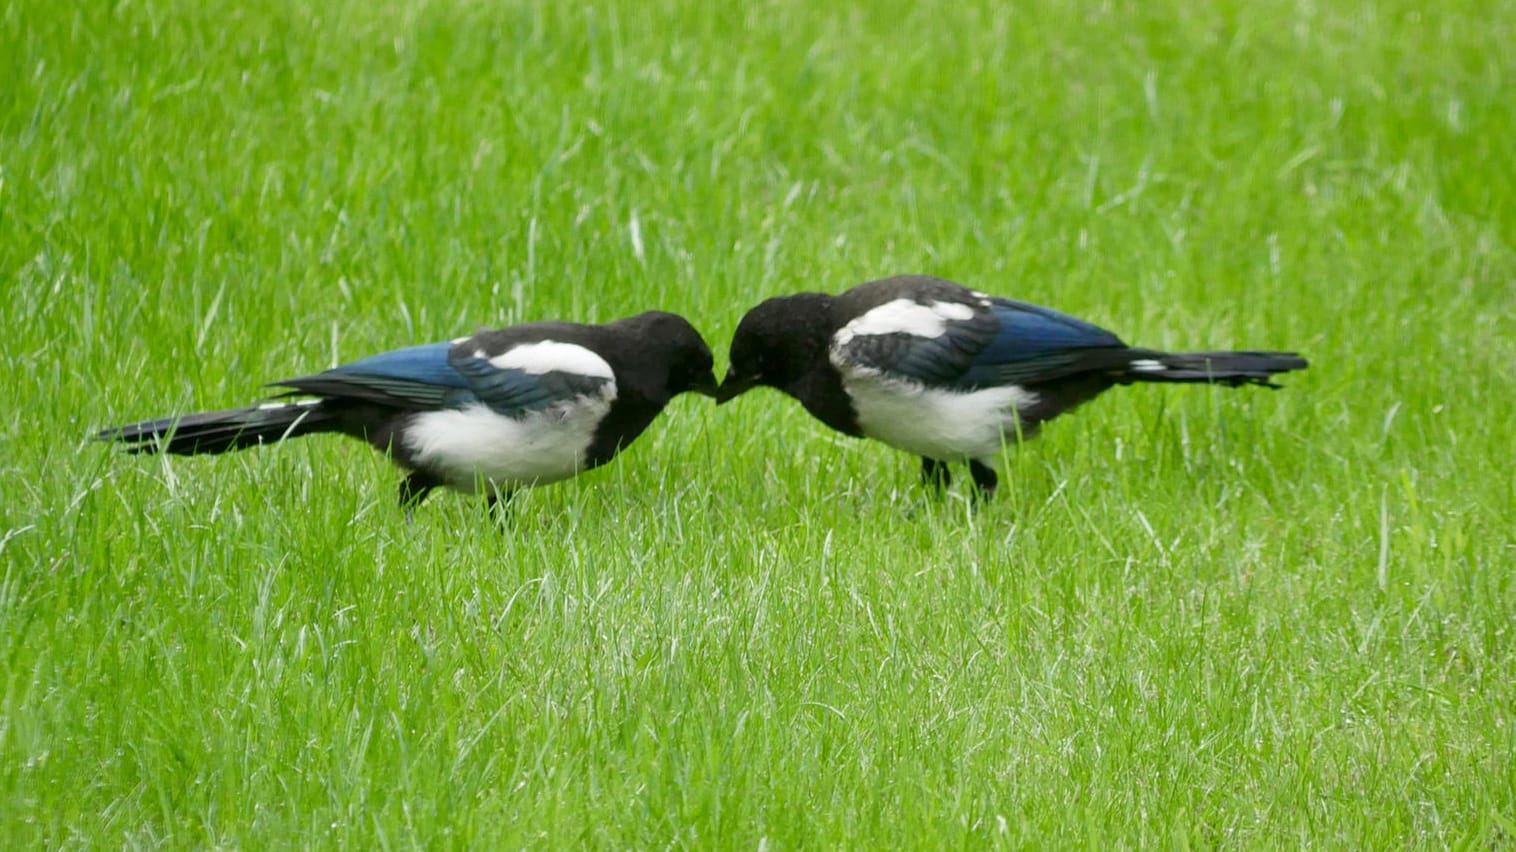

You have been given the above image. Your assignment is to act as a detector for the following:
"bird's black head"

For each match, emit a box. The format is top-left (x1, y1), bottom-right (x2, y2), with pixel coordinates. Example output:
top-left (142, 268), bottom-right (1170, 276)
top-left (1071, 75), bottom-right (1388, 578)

top-left (621, 311), bottom-right (719, 398)
top-left (716, 293), bottom-right (837, 404)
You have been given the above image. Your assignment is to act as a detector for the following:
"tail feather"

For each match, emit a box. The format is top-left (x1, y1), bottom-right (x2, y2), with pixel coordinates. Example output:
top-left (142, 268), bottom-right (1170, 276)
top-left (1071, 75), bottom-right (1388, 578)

top-left (1120, 350), bottom-right (1308, 388)
top-left (96, 400), bottom-right (335, 455)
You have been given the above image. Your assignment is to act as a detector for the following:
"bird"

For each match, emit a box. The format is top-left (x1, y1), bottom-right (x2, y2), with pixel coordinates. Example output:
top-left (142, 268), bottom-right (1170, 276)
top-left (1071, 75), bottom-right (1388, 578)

top-left (98, 311), bottom-right (718, 516)
top-left (716, 275), bottom-right (1307, 499)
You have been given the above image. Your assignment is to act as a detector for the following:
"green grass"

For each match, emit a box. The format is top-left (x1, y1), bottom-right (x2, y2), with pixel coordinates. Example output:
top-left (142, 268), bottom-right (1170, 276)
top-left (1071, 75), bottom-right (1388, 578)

top-left (3, 0), bottom-right (1514, 845)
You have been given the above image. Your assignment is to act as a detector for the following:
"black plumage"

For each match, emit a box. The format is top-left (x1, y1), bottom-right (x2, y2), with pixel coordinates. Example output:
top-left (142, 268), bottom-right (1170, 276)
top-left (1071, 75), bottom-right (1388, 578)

top-left (718, 275), bottom-right (1307, 499)
top-left (98, 311), bottom-right (718, 515)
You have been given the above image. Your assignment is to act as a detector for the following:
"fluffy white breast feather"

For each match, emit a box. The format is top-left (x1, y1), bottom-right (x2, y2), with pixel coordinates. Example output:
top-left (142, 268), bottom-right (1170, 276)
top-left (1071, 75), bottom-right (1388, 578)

top-left (837, 366), bottom-right (1040, 463)
top-left (404, 340), bottom-right (618, 491)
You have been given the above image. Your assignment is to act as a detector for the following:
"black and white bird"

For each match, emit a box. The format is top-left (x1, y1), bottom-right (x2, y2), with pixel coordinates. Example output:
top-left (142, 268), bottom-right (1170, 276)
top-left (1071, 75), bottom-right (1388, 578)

top-left (98, 311), bottom-right (718, 515)
top-left (716, 275), bottom-right (1307, 499)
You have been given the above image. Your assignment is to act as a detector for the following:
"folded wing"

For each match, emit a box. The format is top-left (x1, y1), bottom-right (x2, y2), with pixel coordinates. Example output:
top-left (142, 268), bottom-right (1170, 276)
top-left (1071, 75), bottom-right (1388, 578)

top-left (832, 297), bottom-right (1131, 389)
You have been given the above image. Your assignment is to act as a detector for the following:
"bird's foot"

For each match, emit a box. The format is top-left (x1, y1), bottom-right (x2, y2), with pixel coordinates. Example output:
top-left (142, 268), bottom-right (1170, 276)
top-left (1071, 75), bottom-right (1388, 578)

top-left (968, 460), bottom-right (999, 505)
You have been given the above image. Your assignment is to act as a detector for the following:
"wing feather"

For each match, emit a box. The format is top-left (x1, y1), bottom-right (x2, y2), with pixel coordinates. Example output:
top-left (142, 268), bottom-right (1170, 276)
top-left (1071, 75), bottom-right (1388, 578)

top-left (833, 296), bottom-right (1130, 389)
top-left (270, 337), bottom-right (616, 417)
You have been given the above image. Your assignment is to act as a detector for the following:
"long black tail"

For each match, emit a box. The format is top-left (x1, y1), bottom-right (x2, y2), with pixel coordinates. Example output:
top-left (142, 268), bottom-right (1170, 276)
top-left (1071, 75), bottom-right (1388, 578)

top-left (96, 400), bottom-right (338, 455)
top-left (1117, 350), bottom-right (1308, 388)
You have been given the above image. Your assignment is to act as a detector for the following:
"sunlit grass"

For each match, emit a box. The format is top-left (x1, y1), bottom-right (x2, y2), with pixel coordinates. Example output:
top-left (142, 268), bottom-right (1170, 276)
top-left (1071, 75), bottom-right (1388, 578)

top-left (2, 0), bottom-right (1513, 845)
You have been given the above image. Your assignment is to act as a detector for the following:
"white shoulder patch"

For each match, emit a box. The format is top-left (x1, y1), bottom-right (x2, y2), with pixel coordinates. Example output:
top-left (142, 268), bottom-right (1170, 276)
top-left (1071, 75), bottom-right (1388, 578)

top-left (838, 298), bottom-right (976, 343)
top-left (487, 341), bottom-right (616, 380)
top-left (931, 300), bottom-right (976, 320)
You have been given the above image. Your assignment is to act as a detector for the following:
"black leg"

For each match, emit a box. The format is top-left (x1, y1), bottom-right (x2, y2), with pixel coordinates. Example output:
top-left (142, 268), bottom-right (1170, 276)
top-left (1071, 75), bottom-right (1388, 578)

top-left (968, 460), bottom-right (998, 502)
top-left (920, 456), bottom-right (952, 492)
top-left (399, 471), bottom-right (441, 522)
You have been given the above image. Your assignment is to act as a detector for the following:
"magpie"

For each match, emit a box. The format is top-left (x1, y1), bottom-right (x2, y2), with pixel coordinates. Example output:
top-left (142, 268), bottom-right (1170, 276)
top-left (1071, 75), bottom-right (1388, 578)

top-left (716, 275), bottom-right (1308, 499)
top-left (98, 311), bottom-right (718, 515)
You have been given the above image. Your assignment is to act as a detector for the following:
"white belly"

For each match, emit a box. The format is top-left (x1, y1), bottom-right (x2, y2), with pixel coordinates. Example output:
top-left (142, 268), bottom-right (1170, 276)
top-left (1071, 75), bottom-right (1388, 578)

top-left (842, 371), bottom-right (1039, 462)
top-left (401, 399), bottom-right (612, 492)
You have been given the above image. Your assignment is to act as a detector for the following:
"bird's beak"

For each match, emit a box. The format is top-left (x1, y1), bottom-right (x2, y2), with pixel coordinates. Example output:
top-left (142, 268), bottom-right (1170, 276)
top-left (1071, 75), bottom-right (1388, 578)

top-left (691, 371), bottom-right (720, 398)
top-left (714, 367), bottom-right (758, 405)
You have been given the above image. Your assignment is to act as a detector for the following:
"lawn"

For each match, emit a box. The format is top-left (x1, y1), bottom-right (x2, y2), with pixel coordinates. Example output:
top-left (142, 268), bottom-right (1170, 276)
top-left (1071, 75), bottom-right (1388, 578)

top-left (3, 0), bottom-right (1513, 845)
